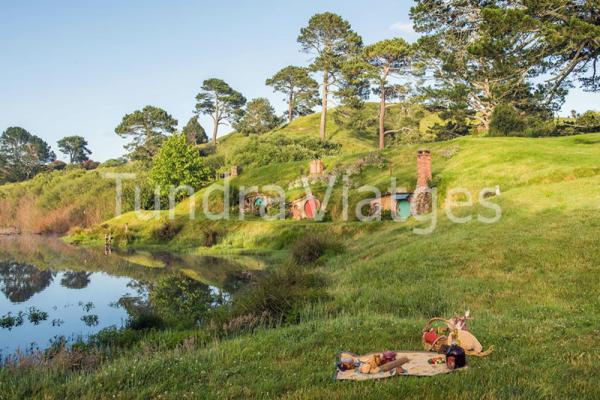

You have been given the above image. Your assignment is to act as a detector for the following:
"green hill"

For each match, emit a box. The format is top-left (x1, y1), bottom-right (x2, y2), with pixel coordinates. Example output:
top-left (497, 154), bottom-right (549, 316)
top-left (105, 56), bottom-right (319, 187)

top-left (2, 108), bottom-right (600, 398)
top-left (0, 163), bottom-right (147, 234)
top-left (0, 104), bottom-right (437, 235)
top-left (217, 102), bottom-right (441, 159)
top-left (3, 132), bottom-right (599, 398)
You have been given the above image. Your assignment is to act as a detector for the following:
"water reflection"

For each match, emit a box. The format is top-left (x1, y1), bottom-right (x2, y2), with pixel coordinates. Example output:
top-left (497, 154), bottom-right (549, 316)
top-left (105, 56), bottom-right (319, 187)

top-left (0, 235), bottom-right (262, 356)
top-left (0, 262), bottom-right (54, 302)
top-left (61, 272), bottom-right (91, 289)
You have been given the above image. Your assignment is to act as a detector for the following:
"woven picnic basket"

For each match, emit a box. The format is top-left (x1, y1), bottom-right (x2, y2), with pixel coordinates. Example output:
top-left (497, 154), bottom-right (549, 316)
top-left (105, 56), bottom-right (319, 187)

top-left (421, 317), bottom-right (452, 353)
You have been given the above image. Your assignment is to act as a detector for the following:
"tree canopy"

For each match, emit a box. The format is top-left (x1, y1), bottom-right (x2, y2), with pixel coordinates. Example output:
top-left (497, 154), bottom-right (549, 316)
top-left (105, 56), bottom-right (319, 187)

top-left (115, 105), bottom-right (178, 162)
top-left (362, 38), bottom-right (414, 148)
top-left (298, 12), bottom-right (363, 140)
top-left (234, 98), bottom-right (282, 135)
top-left (411, 1), bottom-right (553, 131)
top-left (149, 133), bottom-right (211, 201)
top-left (194, 79), bottom-right (246, 145)
top-left (0, 127), bottom-right (55, 182)
top-left (57, 135), bottom-right (91, 163)
top-left (266, 66), bottom-right (320, 122)
top-left (182, 116), bottom-right (208, 145)
top-left (524, 0), bottom-right (600, 96)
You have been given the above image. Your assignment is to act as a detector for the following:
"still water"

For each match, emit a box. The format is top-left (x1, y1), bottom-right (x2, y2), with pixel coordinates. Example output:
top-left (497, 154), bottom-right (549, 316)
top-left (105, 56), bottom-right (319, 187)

top-left (0, 235), bottom-right (259, 357)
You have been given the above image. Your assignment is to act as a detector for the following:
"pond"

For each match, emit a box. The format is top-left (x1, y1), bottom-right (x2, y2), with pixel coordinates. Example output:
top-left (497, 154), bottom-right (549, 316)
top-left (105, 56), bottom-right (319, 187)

top-left (0, 235), bottom-right (261, 358)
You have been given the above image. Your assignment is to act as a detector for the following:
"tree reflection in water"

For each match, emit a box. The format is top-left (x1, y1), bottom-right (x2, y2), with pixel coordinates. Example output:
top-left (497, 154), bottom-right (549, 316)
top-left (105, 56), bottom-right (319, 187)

top-left (0, 262), bottom-right (54, 302)
top-left (60, 271), bottom-right (92, 289)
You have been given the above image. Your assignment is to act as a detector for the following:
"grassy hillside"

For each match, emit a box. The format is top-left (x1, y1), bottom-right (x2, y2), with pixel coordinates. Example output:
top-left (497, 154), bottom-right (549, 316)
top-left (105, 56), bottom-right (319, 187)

top-left (0, 163), bottom-right (146, 234)
top-left (0, 104), bottom-right (435, 235)
top-left (1, 103), bottom-right (600, 398)
top-left (217, 103), bottom-right (441, 160)
top-left (2, 133), bottom-right (599, 398)
top-left (74, 134), bottom-right (600, 250)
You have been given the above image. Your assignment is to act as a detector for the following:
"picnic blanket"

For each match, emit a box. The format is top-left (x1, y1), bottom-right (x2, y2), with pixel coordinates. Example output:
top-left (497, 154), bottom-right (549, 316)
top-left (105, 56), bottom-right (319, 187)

top-left (334, 351), bottom-right (462, 381)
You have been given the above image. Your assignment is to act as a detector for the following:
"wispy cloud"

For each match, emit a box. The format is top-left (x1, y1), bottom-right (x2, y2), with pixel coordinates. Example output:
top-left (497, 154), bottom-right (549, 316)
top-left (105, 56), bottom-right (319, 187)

top-left (389, 21), bottom-right (415, 34)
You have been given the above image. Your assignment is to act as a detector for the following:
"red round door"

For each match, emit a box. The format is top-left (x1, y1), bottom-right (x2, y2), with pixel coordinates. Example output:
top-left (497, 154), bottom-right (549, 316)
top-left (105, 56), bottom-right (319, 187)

top-left (304, 198), bottom-right (318, 219)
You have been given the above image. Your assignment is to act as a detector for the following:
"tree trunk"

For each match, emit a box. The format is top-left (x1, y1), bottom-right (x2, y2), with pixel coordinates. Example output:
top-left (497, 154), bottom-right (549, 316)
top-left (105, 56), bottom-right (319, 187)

top-left (288, 92), bottom-right (294, 123)
top-left (379, 83), bottom-right (386, 150)
top-left (320, 69), bottom-right (328, 141)
top-left (211, 121), bottom-right (219, 146)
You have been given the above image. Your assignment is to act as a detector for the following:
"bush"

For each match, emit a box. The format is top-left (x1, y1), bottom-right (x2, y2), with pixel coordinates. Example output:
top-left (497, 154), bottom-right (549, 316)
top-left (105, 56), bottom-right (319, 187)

top-left (80, 160), bottom-right (100, 170)
top-left (489, 104), bottom-right (526, 136)
top-left (223, 264), bottom-right (327, 332)
top-left (202, 228), bottom-right (220, 247)
top-left (47, 160), bottom-right (67, 171)
top-left (101, 158), bottom-right (127, 168)
top-left (489, 103), bottom-right (560, 137)
top-left (152, 221), bottom-right (183, 241)
top-left (149, 133), bottom-right (211, 201)
top-left (204, 154), bottom-right (225, 178)
top-left (576, 111), bottom-right (600, 133)
top-left (126, 312), bottom-right (165, 331)
top-left (231, 134), bottom-right (340, 167)
top-left (291, 234), bottom-right (344, 265)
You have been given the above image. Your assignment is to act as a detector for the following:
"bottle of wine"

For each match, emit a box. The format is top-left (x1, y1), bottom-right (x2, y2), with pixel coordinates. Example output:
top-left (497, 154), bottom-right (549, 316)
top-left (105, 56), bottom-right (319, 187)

top-left (446, 328), bottom-right (466, 369)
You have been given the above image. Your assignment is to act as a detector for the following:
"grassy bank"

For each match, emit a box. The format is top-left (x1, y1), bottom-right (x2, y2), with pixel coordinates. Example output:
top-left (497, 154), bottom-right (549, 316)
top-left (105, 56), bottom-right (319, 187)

top-left (0, 163), bottom-right (146, 234)
top-left (1, 131), bottom-right (599, 398)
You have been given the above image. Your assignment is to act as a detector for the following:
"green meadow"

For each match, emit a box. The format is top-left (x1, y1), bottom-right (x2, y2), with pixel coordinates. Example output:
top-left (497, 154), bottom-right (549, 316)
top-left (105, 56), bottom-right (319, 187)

top-left (1, 116), bottom-right (599, 398)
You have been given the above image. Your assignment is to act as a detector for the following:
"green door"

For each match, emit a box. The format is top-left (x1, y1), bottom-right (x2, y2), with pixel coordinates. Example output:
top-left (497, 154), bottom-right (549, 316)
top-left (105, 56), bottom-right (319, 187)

top-left (397, 200), bottom-right (411, 221)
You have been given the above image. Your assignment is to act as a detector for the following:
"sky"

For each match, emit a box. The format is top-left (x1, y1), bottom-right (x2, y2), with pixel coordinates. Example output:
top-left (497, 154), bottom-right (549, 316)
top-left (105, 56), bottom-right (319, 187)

top-left (1, 1), bottom-right (597, 162)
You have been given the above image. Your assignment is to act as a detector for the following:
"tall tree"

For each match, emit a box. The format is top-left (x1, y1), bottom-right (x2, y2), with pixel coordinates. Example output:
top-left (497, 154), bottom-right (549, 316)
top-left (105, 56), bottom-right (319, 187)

top-left (194, 79), bottom-right (246, 145)
top-left (57, 135), bottom-right (91, 163)
top-left (115, 106), bottom-right (177, 162)
top-left (297, 12), bottom-right (362, 140)
top-left (266, 66), bottom-right (320, 122)
top-left (182, 116), bottom-right (208, 145)
top-left (0, 127), bottom-right (55, 182)
top-left (233, 98), bottom-right (282, 135)
top-left (523, 0), bottom-right (600, 98)
top-left (363, 38), bottom-right (414, 149)
top-left (411, 1), bottom-right (550, 130)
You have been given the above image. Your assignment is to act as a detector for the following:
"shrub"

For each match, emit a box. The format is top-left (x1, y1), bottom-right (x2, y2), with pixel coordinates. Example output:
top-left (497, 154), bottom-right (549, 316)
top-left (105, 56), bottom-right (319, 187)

top-left (80, 160), bottom-right (100, 170)
top-left (149, 133), bottom-right (211, 201)
top-left (47, 160), bottom-right (67, 171)
top-left (223, 264), bottom-right (327, 331)
top-left (152, 221), bottom-right (182, 242)
top-left (126, 312), bottom-right (165, 331)
top-left (430, 121), bottom-right (471, 141)
top-left (231, 134), bottom-right (340, 167)
top-left (101, 158), bottom-right (127, 168)
top-left (490, 104), bottom-right (557, 137)
top-left (203, 229), bottom-right (220, 247)
top-left (576, 111), bottom-right (600, 132)
top-left (489, 104), bottom-right (526, 136)
top-left (204, 154), bottom-right (225, 178)
top-left (291, 234), bottom-right (344, 265)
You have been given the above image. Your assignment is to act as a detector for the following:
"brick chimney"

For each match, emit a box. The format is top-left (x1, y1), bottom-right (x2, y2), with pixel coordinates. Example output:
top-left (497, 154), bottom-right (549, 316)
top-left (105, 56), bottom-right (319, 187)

top-left (309, 159), bottom-right (324, 176)
top-left (416, 149), bottom-right (431, 188)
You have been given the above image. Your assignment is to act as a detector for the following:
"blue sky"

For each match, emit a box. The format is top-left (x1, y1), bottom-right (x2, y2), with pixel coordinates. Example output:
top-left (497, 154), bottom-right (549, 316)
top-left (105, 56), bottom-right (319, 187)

top-left (1, 1), bottom-right (597, 161)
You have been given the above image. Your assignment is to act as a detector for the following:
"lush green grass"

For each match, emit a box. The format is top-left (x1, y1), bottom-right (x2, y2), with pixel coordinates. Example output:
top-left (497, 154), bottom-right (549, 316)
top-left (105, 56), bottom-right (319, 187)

top-left (1, 133), bottom-right (599, 398)
top-left (0, 163), bottom-right (146, 233)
